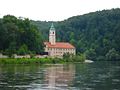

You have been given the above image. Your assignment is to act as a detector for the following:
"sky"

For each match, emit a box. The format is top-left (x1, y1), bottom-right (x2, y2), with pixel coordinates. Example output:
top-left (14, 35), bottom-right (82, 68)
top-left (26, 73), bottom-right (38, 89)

top-left (0, 0), bottom-right (120, 21)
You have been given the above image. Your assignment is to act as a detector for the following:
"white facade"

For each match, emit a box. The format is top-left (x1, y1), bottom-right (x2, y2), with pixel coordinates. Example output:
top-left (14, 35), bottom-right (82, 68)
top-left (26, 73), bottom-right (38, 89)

top-left (13, 54), bottom-right (30, 58)
top-left (45, 47), bottom-right (76, 58)
top-left (0, 53), bottom-right (8, 58)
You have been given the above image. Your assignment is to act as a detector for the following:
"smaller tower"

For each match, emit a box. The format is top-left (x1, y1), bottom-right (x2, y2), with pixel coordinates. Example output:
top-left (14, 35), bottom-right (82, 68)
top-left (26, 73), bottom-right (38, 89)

top-left (49, 23), bottom-right (56, 45)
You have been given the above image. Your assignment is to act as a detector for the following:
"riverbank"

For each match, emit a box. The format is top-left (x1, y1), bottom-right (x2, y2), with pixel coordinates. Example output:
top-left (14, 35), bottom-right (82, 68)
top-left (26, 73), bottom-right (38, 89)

top-left (0, 57), bottom-right (85, 65)
top-left (0, 58), bottom-right (62, 65)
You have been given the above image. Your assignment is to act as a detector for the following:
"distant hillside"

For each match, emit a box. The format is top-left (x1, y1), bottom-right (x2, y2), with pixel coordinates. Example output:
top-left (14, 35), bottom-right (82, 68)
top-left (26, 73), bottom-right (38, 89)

top-left (33, 8), bottom-right (120, 60)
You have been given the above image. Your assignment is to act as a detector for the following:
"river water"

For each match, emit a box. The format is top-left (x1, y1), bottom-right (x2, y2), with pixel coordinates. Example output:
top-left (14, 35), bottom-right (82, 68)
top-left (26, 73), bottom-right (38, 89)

top-left (0, 61), bottom-right (120, 90)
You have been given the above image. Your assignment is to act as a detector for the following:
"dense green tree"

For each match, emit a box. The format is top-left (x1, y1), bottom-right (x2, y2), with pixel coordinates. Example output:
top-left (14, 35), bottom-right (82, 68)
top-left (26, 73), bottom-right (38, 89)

top-left (17, 44), bottom-right (29, 55)
top-left (0, 15), bottom-right (44, 56)
top-left (85, 49), bottom-right (96, 60)
top-left (5, 42), bottom-right (17, 57)
top-left (106, 48), bottom-right (120, 60)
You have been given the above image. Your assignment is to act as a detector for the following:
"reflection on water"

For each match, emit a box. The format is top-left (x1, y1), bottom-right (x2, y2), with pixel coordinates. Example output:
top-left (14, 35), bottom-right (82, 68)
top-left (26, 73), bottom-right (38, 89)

top-left (0, 61), bottom-right (120, 90)
top-left (0, 64), bottom-right (75, 90)
top-left (44, 64), bottom-right (75, 90)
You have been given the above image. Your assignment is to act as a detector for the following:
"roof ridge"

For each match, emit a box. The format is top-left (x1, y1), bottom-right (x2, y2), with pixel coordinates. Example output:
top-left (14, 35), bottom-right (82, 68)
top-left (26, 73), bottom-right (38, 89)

top-left (44, 42), bottom-right (75, 49)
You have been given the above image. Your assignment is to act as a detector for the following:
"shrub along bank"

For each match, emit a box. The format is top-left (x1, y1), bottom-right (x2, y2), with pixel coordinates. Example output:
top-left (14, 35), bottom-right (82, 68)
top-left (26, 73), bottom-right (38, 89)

top-left (0, 54), bottom-right (85, 65)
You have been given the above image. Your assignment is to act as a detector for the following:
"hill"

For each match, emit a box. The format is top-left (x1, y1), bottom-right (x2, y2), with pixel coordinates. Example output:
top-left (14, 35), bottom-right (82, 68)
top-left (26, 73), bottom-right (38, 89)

top-left (33, 8), bottom-right (120, 60)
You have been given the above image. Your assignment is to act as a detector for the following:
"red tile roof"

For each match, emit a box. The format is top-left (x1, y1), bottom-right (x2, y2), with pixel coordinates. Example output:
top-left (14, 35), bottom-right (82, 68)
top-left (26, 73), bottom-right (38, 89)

top-left (44, 42), bottom-right (75, 49)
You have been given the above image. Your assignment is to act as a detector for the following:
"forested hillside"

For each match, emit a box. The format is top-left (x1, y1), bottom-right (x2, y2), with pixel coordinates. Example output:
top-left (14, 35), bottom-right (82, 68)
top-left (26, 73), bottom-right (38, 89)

top-left (33, 8), bottom-right (120, 60)
top-left (0, 15), bottom-right (43, 56)
top-left (0, 8), bottom-right (120, 60)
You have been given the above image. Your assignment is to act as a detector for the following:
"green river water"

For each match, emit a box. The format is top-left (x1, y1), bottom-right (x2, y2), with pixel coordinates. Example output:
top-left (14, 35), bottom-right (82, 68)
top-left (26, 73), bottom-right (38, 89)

top-left (0, 61), bottom-right (120, 90)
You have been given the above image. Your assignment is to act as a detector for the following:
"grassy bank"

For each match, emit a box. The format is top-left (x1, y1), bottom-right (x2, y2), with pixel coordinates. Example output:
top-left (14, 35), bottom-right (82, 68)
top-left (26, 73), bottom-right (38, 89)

top-left (0, 56), bottom-right (85, 65)
top-left (0, 58), bottom-right (66, 65)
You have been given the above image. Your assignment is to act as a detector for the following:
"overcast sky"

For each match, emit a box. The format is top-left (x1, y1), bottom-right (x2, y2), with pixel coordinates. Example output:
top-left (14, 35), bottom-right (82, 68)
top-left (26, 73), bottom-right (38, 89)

top-left (0, 0), bottom-right (120, 21)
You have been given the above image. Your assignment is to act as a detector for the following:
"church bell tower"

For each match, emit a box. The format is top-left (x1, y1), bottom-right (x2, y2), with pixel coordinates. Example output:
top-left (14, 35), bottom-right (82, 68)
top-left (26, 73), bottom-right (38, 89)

top-left (49, 23), bottom-right (56, 45)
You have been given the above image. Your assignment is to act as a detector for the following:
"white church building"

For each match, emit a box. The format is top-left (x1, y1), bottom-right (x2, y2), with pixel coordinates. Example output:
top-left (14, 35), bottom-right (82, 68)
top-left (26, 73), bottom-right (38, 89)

top-left (44, 23), bottom-right (76, 58)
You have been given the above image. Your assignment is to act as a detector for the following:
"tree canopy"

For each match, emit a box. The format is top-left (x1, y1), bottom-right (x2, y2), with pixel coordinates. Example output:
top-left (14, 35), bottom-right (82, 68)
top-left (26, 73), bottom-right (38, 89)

top-left (0, 15), bottom-right (44, 56)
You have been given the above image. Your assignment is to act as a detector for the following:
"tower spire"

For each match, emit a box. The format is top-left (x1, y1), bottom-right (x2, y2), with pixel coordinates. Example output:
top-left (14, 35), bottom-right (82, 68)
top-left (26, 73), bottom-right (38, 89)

top-left (50, 23), bottom-right (55, 31)
top-left (49, 23), bottom-right (56, 45)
